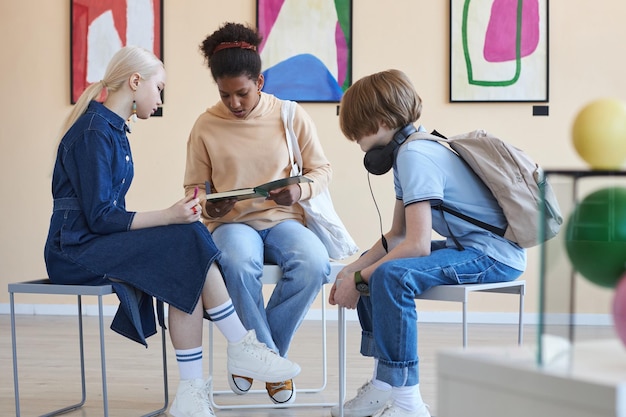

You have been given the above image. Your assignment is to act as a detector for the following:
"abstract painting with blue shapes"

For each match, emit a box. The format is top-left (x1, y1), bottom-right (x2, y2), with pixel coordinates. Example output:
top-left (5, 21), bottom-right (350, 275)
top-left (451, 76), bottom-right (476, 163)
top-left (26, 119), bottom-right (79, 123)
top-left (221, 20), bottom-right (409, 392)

top-left (257, 0), bottom-right (352, 102)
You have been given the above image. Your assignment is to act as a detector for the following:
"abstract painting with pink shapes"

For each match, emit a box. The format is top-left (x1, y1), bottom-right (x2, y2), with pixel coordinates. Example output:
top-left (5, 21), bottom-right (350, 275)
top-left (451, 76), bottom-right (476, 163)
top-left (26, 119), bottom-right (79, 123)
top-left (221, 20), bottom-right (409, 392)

top-left (71, 0), bottom-right (162, 104)
top-left (257, 0), bottom-right (352, 102)
top-left (450, 0), bottom-right (548, 102)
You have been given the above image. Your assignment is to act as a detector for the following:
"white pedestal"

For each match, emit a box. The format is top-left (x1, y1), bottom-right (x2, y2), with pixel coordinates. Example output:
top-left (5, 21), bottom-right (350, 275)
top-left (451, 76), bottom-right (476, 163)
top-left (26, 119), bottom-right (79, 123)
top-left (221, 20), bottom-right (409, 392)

top-left (437, 339), bottom-right (626, 417)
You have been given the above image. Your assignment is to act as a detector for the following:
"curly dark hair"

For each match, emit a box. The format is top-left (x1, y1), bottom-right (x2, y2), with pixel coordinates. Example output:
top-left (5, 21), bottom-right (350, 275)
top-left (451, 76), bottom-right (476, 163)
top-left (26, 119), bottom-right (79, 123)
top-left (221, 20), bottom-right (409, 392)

top-left (199, 22), bottom-right (263, 81)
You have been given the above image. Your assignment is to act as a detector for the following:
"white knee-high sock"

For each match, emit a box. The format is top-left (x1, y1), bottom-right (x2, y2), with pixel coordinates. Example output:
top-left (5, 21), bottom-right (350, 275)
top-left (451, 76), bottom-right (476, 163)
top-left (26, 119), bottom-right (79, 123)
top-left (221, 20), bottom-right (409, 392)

top-left (176, 347), bottom-right (203, 380)
top-left (206, 300), bottom-right (248, 343)
top-left (392, 384), bottom-right (425, 412)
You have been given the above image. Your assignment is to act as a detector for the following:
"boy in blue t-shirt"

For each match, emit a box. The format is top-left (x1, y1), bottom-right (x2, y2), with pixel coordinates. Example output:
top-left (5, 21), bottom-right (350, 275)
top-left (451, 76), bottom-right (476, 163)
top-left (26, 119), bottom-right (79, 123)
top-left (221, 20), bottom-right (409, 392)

top-left (329, 69), bottom-right (526, 417)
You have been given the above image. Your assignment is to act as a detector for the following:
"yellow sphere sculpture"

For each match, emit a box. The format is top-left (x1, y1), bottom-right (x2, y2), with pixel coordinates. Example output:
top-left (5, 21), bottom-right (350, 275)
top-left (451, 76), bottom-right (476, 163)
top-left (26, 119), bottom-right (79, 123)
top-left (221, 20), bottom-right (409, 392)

top-left (572, 98), bottom-right (626, 170)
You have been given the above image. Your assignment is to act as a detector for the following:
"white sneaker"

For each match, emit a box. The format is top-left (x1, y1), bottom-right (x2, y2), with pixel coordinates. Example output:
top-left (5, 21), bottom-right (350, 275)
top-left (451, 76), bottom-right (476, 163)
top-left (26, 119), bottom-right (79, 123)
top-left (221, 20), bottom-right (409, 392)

top-left (373, 403), bottom-right (432, 417)
top-left (330, 380), bottom-right (391, 417)
top-left (169, 378), bottom-right (215, 417)
top-left (227, 329), bottom-right (301, 382)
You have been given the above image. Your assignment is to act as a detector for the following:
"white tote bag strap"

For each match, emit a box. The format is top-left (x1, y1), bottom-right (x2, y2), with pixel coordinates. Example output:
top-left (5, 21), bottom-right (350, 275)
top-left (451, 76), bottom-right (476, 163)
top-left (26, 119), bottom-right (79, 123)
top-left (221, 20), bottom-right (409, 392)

top-left (279, 100), bottom-right (359, 259)
top-left (281, 100), bottom-right (303, 176)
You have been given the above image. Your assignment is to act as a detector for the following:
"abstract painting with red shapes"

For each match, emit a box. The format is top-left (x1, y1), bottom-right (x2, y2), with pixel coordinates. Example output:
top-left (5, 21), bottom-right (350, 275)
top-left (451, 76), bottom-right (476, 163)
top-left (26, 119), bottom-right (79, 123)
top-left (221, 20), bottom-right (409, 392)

top-left (71, 0), bottom-right (162, 104)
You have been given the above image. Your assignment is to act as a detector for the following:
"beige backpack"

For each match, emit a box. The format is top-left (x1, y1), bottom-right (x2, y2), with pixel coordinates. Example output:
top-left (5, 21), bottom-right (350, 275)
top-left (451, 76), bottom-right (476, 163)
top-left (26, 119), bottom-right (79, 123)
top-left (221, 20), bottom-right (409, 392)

top-left (413, 129), bottom-right (563, 248)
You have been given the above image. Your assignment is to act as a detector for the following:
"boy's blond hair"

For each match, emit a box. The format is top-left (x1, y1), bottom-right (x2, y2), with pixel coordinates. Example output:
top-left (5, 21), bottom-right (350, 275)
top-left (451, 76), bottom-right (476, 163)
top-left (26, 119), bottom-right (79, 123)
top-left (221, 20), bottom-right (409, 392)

top-left (339, 69), bottom-right (422, 141)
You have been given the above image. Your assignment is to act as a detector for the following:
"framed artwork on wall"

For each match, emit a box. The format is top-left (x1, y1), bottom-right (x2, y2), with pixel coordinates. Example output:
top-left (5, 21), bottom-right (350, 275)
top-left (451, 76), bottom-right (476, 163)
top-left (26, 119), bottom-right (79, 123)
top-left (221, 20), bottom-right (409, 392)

top-left (256, 0), bottom-right (352, 103)
top-left (70, 0), bottom-right (163, 111)
top-left (450, 0), bottom-right (549, 102)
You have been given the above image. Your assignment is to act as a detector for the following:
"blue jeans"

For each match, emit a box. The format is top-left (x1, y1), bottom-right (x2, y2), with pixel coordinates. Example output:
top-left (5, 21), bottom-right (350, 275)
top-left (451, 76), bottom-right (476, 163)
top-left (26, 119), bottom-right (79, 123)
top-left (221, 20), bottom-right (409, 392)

top-left (357, 241), bottom-right (523, 387)
top-left (212, 220), bottom-right (330, 356)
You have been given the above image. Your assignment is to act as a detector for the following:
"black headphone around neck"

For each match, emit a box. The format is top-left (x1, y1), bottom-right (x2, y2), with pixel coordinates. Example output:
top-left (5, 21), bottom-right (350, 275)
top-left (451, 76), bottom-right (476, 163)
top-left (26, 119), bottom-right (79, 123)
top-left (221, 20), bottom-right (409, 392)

top-left (363, 124), bottom-right (418, 175)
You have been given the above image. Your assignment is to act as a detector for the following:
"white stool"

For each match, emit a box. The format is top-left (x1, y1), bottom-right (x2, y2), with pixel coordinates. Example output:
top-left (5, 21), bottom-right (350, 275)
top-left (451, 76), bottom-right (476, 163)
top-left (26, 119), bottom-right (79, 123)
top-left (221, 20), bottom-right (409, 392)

top-left (8, 279), bottom-right (169, 417)
top-left (207, 261), bottom-right (345, 410)
top-left (416, 280), bottom-right (526, 347)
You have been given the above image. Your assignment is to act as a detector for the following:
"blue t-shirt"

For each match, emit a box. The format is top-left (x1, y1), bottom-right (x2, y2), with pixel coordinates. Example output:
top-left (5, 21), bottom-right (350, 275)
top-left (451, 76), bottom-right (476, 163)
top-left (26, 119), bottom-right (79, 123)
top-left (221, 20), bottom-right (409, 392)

top-left (393, 129), bottom-right (526, 271)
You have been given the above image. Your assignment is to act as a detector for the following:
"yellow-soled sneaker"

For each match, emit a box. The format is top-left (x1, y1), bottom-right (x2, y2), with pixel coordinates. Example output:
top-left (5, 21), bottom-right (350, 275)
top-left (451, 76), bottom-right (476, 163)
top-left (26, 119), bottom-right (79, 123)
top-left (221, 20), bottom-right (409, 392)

top-left (266, 379), bottom-right (296, 404)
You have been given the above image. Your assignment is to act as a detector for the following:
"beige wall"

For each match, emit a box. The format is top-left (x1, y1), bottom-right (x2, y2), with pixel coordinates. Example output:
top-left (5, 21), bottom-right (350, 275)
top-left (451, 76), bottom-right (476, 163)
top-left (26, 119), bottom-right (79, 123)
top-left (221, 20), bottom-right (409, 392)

top-left (2, 1), bottom-right (623, 317)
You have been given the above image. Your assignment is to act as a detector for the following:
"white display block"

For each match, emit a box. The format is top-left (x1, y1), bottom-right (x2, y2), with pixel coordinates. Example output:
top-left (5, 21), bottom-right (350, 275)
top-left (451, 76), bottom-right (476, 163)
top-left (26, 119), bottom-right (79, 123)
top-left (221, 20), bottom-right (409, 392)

top-left (437, 339), bottom-right (626, 417)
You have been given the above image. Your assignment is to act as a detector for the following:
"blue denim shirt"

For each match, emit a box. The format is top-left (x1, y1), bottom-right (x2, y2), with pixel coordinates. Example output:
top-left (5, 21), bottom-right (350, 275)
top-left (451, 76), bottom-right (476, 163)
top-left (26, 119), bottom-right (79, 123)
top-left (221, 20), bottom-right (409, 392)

top-left (46, 101), bottom-right (162, 345)
top-left (51, 101), bottom-right (135, 240)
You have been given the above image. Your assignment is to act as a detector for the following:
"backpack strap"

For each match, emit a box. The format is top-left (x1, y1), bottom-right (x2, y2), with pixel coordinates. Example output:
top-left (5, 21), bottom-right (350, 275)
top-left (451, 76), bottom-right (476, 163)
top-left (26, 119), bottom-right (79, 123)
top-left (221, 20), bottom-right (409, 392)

top-left (412, 130), bottom-right (508, 240)
top-left (439, 205), bottom-right (506, 237)
top-left (436, 205), bottom-right (465, 251)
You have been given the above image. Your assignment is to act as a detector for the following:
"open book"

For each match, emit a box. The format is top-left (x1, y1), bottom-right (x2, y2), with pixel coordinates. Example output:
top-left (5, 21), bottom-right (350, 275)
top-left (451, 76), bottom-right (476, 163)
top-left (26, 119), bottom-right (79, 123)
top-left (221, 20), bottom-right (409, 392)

top-left (205, 175), bottom-right (313, 202)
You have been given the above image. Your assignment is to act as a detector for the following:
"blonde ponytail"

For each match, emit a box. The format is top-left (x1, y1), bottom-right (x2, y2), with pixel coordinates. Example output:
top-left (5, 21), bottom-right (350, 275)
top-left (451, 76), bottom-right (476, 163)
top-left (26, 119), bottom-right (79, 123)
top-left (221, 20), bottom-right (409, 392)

top-left (56, 46), bottom-right (163, 141)
top-left (60, 81), bottom-right (107, 136)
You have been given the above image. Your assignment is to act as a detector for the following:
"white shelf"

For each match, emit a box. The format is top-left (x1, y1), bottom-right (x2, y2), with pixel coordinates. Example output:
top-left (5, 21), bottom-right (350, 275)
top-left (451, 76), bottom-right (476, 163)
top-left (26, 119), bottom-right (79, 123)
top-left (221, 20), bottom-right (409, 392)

top-left (437, 339), bottom-right (626, 417)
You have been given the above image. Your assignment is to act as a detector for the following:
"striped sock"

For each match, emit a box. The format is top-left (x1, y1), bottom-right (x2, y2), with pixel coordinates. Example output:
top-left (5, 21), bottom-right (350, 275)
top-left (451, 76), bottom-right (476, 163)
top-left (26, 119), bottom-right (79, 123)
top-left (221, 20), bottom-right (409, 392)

top-left (175, 347), bottom-right (203, 380)
top-left (206, 300), bottom-right (248, 343)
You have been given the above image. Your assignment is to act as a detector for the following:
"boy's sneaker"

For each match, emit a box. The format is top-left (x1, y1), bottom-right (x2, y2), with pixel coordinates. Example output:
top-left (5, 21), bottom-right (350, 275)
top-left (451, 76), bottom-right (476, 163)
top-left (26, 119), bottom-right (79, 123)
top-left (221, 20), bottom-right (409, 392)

top-left (228, 374), bottom-right (253, 395)
top-left (266, 379), bottom-right (296, 404)
top-left (169, 378), bottom-right (215, 417)
top-left (373, 403), bottom-right (432, 417)
top-left (227, 329), bottom-right (301, 382)
top-left (330, 380), bottom-right (391, 417)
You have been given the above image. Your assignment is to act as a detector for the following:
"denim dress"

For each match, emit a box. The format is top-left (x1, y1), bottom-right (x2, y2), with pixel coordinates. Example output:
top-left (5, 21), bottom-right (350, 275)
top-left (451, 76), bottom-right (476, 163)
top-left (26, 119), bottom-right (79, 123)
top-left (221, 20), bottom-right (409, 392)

top-left (44, 101), bottom-right (219, 346)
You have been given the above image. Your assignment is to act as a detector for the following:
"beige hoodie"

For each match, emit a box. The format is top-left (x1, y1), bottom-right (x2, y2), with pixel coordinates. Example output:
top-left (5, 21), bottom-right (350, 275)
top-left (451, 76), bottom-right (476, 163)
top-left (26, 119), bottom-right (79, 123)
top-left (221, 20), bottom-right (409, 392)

top-left (184, 92), bottom-right (332, 232)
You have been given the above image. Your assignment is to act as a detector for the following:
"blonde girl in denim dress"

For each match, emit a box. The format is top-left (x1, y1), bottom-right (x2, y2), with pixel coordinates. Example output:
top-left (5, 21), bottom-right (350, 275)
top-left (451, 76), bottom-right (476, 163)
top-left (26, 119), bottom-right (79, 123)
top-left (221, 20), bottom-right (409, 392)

top-left (44, 46), bottom-right (300, 417)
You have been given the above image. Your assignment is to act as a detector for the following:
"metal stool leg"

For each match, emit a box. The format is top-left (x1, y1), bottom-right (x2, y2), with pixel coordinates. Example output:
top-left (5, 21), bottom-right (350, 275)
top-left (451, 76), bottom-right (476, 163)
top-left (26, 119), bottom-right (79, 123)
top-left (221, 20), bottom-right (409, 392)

top-left (75, 295), bottom-right (87, 410)
top-left (141, 326), bottom-right (169, 417)
top-left (462, 300), bottom-right (468, 348)
top-left (94, 294), bottom-right (109, 417)
top-left (10, 292), bottom-right (21, 417)
top-left (11, 292), bottom-right (90, 417)
top-left (518, 290), bottom-right (525, 345)
top-left (338, 306), bottom-right (346, 417)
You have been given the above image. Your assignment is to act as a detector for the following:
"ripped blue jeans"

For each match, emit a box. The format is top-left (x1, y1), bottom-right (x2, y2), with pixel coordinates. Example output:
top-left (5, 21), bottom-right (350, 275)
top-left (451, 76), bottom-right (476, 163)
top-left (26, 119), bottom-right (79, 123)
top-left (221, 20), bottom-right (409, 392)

top-left (357, 241), bottom-right (523, 387)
